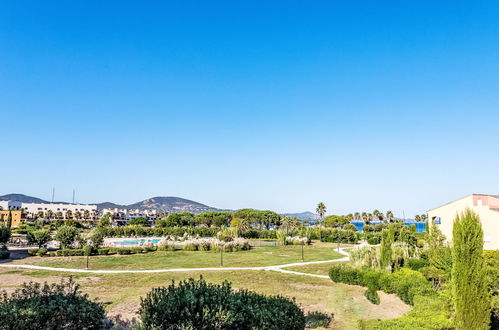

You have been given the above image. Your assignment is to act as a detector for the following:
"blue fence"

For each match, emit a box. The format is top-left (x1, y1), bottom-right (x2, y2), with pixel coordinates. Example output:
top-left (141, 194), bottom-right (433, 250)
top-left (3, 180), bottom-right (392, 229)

top-left (351, 221), bottom-right (426, 233)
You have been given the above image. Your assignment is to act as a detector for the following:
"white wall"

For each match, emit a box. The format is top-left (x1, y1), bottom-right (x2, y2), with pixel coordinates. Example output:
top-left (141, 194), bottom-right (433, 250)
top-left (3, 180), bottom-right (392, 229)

top-left (22, 202), bottom-right (97, 214)
top-left (427, 195), bottom-right (499, 250)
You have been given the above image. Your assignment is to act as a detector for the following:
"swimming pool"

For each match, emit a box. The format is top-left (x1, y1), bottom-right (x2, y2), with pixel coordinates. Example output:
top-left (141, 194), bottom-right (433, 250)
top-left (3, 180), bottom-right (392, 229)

top-left (351, 222), bottom-right (426, 233)
top-left (112, 239), bottom-right (162, 246)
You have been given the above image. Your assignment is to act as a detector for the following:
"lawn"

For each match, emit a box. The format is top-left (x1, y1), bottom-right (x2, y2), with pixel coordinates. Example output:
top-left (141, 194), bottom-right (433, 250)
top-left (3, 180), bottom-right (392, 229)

top-left (283, 261), bottom-right (348, 276)
top-left (0, 267), bottom-right (411, 330)
top-left (13, 243), bottom-right (344, 270)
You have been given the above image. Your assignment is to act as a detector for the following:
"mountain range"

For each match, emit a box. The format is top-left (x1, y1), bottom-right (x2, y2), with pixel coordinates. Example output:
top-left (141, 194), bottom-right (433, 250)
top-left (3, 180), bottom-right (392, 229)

top-left (0, 193), bottom-right (316, 219)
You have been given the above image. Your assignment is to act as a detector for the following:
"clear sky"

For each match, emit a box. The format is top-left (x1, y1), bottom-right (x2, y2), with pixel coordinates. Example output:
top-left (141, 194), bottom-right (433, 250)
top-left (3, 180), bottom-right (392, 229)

top-left (1, 1), bottom-right (498, 217)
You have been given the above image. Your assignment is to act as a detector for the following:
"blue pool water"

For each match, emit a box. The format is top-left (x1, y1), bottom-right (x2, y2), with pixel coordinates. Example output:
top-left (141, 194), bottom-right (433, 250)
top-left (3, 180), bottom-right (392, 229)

top-left (351, 221), bottom-right (426, 233)
top-left (115, 239), bottom-right (161, 246)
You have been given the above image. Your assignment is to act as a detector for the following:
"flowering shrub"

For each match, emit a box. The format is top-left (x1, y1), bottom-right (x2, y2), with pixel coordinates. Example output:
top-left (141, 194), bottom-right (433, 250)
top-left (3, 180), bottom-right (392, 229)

top-left (157, 237), bottom-right (251, 252)
top-left (285, 236), bottom-right (311, 245)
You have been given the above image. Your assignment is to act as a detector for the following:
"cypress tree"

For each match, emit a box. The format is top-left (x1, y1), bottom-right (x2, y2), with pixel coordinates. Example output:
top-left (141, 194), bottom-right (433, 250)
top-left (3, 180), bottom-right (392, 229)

top-left (6, 211), bottom-right (12, 229)
top-left (380, 225), bottom-right (394, 271)
top-left (452, 209), bottom-right (490, 330)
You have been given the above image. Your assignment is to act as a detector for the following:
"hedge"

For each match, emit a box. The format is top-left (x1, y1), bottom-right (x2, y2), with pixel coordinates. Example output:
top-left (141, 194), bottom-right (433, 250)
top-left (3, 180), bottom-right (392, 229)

top-left (359, 291), bottom-right (453, 329)
top-left (50, 247), bottom-right (158, 257)
top-left (99, 226), bottom-right (218, 238)
top-left (321, 229), bottom-right (359, 244)
top-left (329, 264), bottom-right (432, 305)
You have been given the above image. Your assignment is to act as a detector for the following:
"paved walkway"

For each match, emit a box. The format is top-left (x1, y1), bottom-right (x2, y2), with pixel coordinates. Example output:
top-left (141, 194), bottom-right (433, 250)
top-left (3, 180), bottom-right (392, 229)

top-left (0, 246), bottom-right (355, 278)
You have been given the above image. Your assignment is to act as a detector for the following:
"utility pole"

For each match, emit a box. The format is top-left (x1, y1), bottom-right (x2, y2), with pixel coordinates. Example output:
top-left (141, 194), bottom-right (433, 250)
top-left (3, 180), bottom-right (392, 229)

top-left (301, 243), bottom-right (304, 262)
top-left (51, 188), bottom-right (55, 203)
top-left (72, 189), bottom-right (75, 204)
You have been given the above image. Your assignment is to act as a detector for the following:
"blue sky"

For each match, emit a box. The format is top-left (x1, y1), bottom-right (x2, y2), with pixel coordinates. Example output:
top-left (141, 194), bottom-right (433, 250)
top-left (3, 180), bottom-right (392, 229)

top-left (1, 1), bottom-right (498, 216)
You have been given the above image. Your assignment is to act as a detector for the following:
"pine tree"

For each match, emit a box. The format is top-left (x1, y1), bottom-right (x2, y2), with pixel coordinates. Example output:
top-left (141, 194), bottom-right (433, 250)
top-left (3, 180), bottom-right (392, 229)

top-left (452, 209), bottom-right (490, 330)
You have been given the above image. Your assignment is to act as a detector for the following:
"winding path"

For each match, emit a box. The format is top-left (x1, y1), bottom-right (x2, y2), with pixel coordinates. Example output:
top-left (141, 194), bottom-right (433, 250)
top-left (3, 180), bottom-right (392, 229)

top-left (0, 246), bottom-right (355, 278)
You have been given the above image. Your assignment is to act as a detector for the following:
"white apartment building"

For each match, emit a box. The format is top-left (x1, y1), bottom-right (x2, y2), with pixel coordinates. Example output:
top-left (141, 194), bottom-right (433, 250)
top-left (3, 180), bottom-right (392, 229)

top-left (427, 194), bottom-right (499, 250)
top-left (0, 200), bottom-right (22, 211)
top-left (22, 202), bottom-right (97, 216)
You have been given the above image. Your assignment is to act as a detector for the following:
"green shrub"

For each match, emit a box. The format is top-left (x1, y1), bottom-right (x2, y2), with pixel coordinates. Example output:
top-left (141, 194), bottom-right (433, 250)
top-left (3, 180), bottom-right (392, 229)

top-left (305, 311), bottom-right (333, 328)
top-left (36, 248), bottom-right (48, 257)
top-left (142, 246), bottom-right (157, 253)
top-left (360, 291), bottom-right (453, 329)
top-left (329, 264), bottom-right (432, 305)
top-left (130, 247), bottom-right (144, 254)
top-left (139, 277), bottom-right (305, 330)
top-left (158, 242), bottom-right (176, 251)
top-left (114, 248), bottom-right (131, 255)
top-left (406, 258), bottom-right (429, 271)
top-left (97, 248), bottom-right (110, 255)
top-left (367, 236), bottom-right (380, 245)
top-left (28, 248), bottom-right (39, 256)
top-left (0, 278), bottom-right (105, 329)
top-left (364, 288), bottom-right (380, 304)
top-left (82, 245), bottom-right (93, 256)
top-left (55, 249), bottom-right (84, 256)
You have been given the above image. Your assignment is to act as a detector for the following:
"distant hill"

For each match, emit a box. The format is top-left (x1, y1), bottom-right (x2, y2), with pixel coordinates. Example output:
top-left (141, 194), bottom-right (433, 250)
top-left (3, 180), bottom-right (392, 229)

top-left (281, 211), bottom-right (320, 221)
top-left (101, 196), bottom-right (219, 214)
top-left (0, 193), bottom-right (50, 204)
top-left (0, 193), bottom-right (218, 214)
top-left (1, 193), bottom-right (312, 216)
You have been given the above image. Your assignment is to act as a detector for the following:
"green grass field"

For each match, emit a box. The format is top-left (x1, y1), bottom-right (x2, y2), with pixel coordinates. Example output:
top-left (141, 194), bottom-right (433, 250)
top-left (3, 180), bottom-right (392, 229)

top-left (2, 242), bottom-right (413, 329)
top-left (0, 267), bottom-right (411, 330)
top-left (16, 243), bottom-right (344, 270)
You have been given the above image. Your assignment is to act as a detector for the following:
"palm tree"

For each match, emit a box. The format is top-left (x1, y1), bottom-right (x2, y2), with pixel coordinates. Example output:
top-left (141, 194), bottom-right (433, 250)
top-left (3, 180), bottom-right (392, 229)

top-left (361, 212), bottom-right (368, 224)
top-left (46, 210), bottom-right (54, 220)
top-left (386, 210), bottom-right (394, 222)
top-left (65, 210), bottom-right (73, 220)
top-left (83, 210), bottom-right (90, 219)
top-left (354, 212), bottom-right (360, 220)
top-left (415, 215), bottom-right (421, 222)
top-left (421, 214), bottom-right (427, 222)
top-left (281, 216), bottom-right (299, 234)
top-left (316, 202), bottom-right (326, 241)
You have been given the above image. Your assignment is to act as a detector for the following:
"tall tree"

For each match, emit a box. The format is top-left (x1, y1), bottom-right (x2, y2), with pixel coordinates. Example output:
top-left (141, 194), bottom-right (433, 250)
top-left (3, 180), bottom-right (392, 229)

top-left (452, 209), bottom-right (490, 330)
top-left (316, 202), bottom-right (326, 241)
top-left (386, 210), bottom-right (394, 222)
top-left (380, 226), bottom-right (395, 271)
top-left (6, 211), bottom-right (12, 229)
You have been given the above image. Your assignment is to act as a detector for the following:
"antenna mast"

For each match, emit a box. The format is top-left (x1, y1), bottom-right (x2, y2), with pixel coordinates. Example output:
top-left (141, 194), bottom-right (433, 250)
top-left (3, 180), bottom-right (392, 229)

top-left (72, 189), bottom-right (75, 204)
top-left (51, 188), bottom-right (55, 203)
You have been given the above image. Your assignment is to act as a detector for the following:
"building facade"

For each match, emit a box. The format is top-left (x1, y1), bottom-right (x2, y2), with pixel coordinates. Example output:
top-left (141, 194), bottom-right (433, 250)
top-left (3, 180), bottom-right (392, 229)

top-left (0, 210), bottom-right (24, 227)
top-left (0, 200), bottom-right (22, 211)
top-left (427, 194), bottom-right (499, 250)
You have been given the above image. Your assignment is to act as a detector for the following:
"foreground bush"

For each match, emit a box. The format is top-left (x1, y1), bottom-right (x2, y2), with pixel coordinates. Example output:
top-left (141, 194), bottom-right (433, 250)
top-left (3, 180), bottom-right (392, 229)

top-left (305, 311), bottom-right (333, 328)
top-left (364, 288), bottom-right (380, 305)
top-left (360, 292), bottom-right (453, 329)
top-left (0, 278), bottom-right (106, 330)
top-left (139, 277), bottom-right (305, 330)
top-left (329, 264), bottom-right (432, 305)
